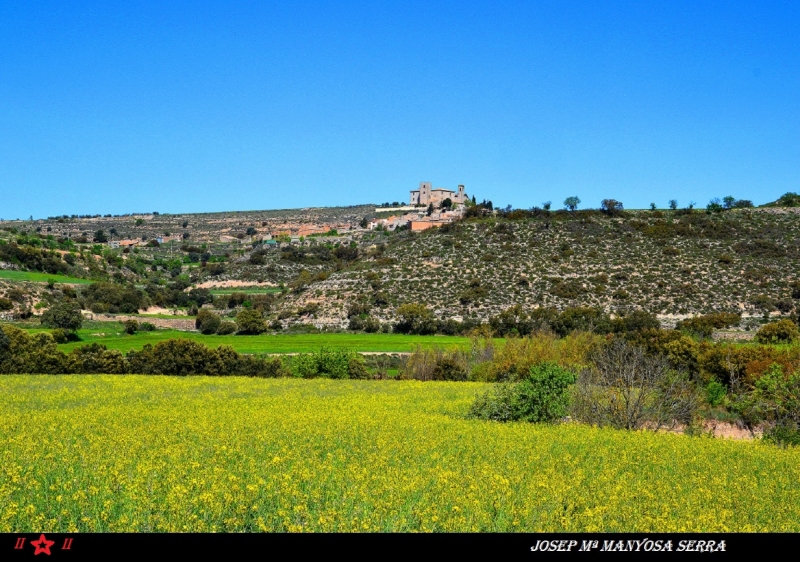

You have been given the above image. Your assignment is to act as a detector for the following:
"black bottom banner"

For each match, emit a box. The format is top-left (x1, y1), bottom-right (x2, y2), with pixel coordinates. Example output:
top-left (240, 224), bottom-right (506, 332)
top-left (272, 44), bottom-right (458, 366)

top-left (2, 533), bottom-right (791, 559)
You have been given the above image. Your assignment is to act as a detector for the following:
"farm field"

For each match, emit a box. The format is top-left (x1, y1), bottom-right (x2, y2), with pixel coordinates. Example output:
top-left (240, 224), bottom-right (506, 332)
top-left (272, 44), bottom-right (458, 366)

top-left (1, 376), bottom-right (798, 532)
top-left (47, 325), bottom-right (482, 354)
top-left (0, 270), bottom-right (92, 284)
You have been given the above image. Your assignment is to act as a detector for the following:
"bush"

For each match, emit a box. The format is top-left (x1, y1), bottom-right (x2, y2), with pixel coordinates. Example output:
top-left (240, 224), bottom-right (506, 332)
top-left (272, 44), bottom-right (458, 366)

top-left (0, 297), bottom-right (13, 311)
top-left (123, 319), bottom-right (139, 335)
top-left (468, 362), bottom-right (576, 423)
top-left (551, 307), bottom-right (612, 337)
top-left (393, 303), bottom-right (437, 335)
top-left (733, 364), bottom-right (800, 447)
top-left (706, 380), bottom-right (727, 406)
top-left (475, 332), bottom-right (599, 382)
top-left (755, 320), bottom-right (800, 344)
top-left (67, 343), bottom-right (126, 374)
top-left (40, 301), bottom-right (83, 332)
top-left (196, 309), bottom-right (222, 335)
top-left (431, 357), bottom-right (468, 381)
top-left (677, 312), bottom-right (741, 338)
top-left (216, 321), bottom-right (237, 335)
top-left (289, 347), bottom-right (366, 379)
top-left (571, 339), bottom-right (700, 430)
top-left (81, 282), bottom-right (148, 314)
top-left (235, 309), bottom-right (267, 335)
top-left (51, 328), bottom-right (69, 344)
top-left (139, 322), bottom-right (156, 332)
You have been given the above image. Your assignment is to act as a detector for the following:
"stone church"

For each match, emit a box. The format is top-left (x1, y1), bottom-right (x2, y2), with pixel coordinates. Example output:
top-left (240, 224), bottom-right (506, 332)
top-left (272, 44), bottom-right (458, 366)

top-left (409, 182), bottom-right (468, 206)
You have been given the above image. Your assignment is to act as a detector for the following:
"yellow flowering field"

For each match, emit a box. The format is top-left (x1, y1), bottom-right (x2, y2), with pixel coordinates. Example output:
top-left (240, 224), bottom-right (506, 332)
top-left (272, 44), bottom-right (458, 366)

top-left (1, 375), bottom-right (799, 532)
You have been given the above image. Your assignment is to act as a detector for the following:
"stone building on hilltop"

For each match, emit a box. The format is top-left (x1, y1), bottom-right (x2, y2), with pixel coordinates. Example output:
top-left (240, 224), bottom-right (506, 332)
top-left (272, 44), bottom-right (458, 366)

top-left (410, 182), bottom-right (468, 206)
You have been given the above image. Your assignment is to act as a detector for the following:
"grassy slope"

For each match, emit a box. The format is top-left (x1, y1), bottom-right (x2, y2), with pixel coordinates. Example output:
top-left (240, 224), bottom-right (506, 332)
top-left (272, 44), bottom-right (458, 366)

top-left (0, 270), bottom-right (92, 284)
top-left (52, 325), bottom-right (480, 354)
top-left (2, 376), bottom-right (798, 532)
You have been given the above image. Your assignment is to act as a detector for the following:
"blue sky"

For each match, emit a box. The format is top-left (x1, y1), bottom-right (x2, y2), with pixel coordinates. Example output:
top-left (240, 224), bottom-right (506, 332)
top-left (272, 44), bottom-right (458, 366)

top-left (1, 1), bottom-right (798, 218)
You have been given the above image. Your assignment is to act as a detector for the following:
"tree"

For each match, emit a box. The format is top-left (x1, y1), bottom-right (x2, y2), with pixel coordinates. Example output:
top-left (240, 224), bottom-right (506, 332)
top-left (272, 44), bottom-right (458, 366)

top-left (755, 320), bottom-right (800, 344)
top-left (563, 196), bottom-right (581, 211)
top-left (723, 195), bottom-right (736, 209)
top-left (571, 339), bottom-right (699, 431)
top-left (733, 363), bottom-right (800, 446)
top-left (669, 199), bottom-right (678, 210)
top-left (600, 199), bottom-right (624, 215)
top-left (706, 198), bottom-right (724, 213)
top-left (196, 309), bottom-right (222, 335)
top-left (649, 202), bottom-right (657, 211)
top-left (471, 195), bottom-right (476, 204)
top-left (426, 203), bottom-right (434, 216)
top-left (442, 198), bottom-right (452, 209)
top-left (93, 230), bottom-right (108, 243)
top-left (776, 192), bottom-right (800, 207)
top-left (40, 301), bottom-right (83, 333)
top-left (394, 303), bottom-right (437, 335)
top-left (235, 309), bottom-right (267, 335)
top-left (542, 201), bottom-right (552, 211)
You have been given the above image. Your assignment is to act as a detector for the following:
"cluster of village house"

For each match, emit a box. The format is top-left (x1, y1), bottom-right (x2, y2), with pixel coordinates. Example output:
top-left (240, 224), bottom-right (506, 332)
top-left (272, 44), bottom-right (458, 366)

top-left (102, 182), bottom-right (468, 248)
top-left (369, 182), bottom-right (469, 232)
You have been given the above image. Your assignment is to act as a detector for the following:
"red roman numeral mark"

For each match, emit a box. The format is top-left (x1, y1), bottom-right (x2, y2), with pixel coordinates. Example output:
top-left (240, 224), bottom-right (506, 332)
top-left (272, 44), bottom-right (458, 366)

top-left (62, 538), bottom-right (73, 550)
top-left (14, 538), bottom-right (26, 549)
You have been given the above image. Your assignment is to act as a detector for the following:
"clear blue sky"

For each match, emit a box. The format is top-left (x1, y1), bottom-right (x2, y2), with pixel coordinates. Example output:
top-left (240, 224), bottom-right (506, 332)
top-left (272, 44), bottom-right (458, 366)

top-left (1, 1), bottom-right (798, 218)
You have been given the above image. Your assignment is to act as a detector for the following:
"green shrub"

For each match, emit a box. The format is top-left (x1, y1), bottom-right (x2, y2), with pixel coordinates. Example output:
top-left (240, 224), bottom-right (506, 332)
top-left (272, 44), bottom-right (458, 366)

top-left (393, 303), bottom-right (437, 335)
top-left (235, 309), bottom-right (267, 335)
top-left (51, 328), bottom-right (69, 344)
top-left (468, 362), bottom-right (576, 423)
top-left (216, 321), bottom-right (237, 335)
top-left (40, 301), bottom-right (83, 332)
top-left (123, 319), bottom-right (139, 335)
top-left (431, 357), bottom-right (468, 381)
top-left (289, 348), bottom-right (367, 379)
top-left (756, 320), bottom-right (800, 344)
top-left (706, 380), bottom-right (727, 406)
top-left (347, 357), bottom-right (371, 379)
top-left (0, 297), bottom-right (13, 311)
top-left (139, 322), bottom-right (156, 332)
top-left (196, 309), bottom-right (222, 334)
top-left (733, 363), bottom-right (800, 447)
top-left (68, 343), bottom-right (127, 374)
top-left (677, 312), bottom-right (741, 338)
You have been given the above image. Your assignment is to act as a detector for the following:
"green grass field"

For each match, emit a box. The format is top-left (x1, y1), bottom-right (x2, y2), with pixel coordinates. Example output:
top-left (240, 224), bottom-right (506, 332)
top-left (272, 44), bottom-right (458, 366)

top-left (0, 270), bottom-right (92, 284)
top-left (2, 375), bottom-right (798, 532)
top-left (52, 325), bottom-right (480, 354)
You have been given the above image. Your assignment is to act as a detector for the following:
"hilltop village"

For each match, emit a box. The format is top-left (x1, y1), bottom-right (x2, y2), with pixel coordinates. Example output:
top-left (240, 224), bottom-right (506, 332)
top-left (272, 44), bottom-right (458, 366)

top-left (21, 181), bottom-right (473, 250)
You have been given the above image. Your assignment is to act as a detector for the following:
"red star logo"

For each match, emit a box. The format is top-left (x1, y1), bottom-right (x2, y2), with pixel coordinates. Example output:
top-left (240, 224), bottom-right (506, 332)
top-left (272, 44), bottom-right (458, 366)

top-left (30, 534), bottom-right (55, 556)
